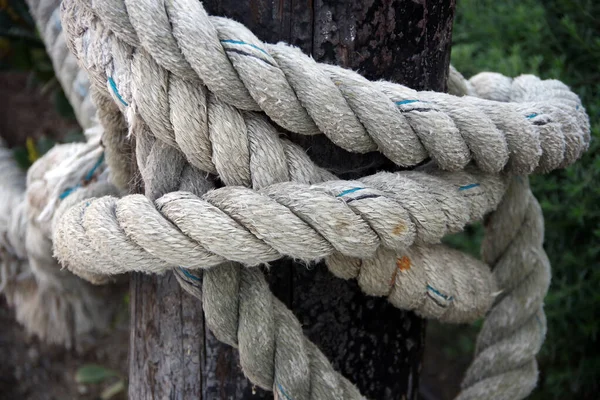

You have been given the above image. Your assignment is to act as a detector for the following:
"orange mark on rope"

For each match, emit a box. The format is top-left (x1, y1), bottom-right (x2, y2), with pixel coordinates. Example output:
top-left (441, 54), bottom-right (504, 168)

top-left (396, 256), bottom-right (411, 271)
top-left (392, 223), bottom-right (406, 235)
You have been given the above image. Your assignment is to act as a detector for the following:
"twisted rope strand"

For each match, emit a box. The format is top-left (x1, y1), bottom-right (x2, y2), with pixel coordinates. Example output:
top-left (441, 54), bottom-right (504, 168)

top-left (24, 0), bottom-right (588, 398)
top-left (27, 0), bottom-right (96, 129)
top-left (132, 115), bottom-right (366, 398)
top-left (61, 0), bottom-right (589, 175)
top-left (55, 168), bottom-right (504, 274)
top-left (457, 178), bottom-right (549, 400)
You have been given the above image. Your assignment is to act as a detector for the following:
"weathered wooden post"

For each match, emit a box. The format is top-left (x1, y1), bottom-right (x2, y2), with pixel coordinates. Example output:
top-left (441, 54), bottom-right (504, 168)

top-left (129, 1), bottom-right (456, 398)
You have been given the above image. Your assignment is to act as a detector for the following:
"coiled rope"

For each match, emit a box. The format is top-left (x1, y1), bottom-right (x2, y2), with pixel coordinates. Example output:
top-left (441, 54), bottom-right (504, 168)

top-left (54, 0), bottom-right (590, 398)
top-left (0, 0), bottom-right (590, 398)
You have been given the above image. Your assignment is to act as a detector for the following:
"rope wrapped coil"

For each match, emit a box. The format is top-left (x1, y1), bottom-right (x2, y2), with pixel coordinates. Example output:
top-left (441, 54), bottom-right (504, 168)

top-left (0, 0), bottom-right (590, 398)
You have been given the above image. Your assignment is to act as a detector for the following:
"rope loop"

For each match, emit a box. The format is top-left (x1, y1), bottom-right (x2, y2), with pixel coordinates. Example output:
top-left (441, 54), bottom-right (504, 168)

top-left (0, 0), bottom-right (591, 398)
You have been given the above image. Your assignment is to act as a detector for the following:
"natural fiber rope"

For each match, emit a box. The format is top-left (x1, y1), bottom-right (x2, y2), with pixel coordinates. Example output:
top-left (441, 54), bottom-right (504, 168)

top-left (0, 0), bottom-right (129, 348)
top-left (52, 1), bottom-right (591, 398)
top-left (60, 0), bottom-right (589, 176)
top-left (0, 0), bottom-right (588, 398)
top-left (0, 135), bottom-right (122, 347)
top-left (28, 0), bottom-right (133, 190)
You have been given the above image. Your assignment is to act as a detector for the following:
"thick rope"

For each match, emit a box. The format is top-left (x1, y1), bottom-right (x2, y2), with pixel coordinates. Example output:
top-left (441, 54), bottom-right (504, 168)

top-left (60, 0), bottom-right (589, 177)
top-left (55, 165), bottom-right (505, 323)
top-left (27, 0), bottom-right (133, 190)
top-left (0, 0), bottom-right (129, 348)
top-left (456, 177), bottom-right (549, 400)
top-left (0, 136), bottom-right (122, 347)
top-left (52, 0), bottom-right (590, 398)
top-left (0, 0), bottom-right (585, 397)
top-left (132, 121), bottom-right (368, 398)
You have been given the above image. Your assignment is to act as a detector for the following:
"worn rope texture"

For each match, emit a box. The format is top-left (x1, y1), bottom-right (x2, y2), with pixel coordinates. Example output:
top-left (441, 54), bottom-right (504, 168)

top-left (53, 114), bottom-right (508, 397)
top-left (61, 0), bottom-right (589, 177)
top-left (50, 0), bottom-right (589, 398)
top-left (28, 0), bottom-right (133, 190)
top-left (0, 0), bottom-right (129, 348)
top-left (0, 136), bottom-right (121, 348)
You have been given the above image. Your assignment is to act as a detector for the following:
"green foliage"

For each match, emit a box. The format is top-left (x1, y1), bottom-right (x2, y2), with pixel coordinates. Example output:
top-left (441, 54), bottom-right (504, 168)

top-left (75, 364), bottom-right (119, 384)
top-left (1, 0), bottom-right (52, 76)
top-left (452, 0), bottom-right (600, 398)
top-left (75, 364), bottom-right (126, 399)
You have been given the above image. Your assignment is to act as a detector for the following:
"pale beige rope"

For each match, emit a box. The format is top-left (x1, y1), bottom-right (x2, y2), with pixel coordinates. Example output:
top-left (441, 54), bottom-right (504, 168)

top-left (28, 0), bottom-right (133, 190)
top-left (456, 177), bottom-right (548, 400)
top-left (27, 0), bottom-right (96, 130)
top-left (53, 0), bottom-right (589, 397)
top-left (448, 65), bottom-right (590, 173)
top-left (0, 0), bottom-right (127, 348)
top-left (0, 137), bottom-right (121, 348)
top-left (3, 0), bottom-right (583, 397)
top-left (61, 0), bottom-right (589, 176)
top-left (55, 164), bottom-right (505, 323)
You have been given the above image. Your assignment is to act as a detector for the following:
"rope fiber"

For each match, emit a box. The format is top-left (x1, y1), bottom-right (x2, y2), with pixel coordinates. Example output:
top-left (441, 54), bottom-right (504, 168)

top-left (0, 0), bottom-right (591, 398)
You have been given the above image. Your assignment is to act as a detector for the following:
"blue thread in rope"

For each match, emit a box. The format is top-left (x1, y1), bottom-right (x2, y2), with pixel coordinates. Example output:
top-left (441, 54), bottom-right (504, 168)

top-left (458, 183), bottom-right (480, 191)
top-left (179, 267), bottom-right (201, 282)
top-left (345, 194), bottom-right (380, 204)
top-left (59, 153), bottom-right (105, 200)
top-left (59, 185), bottom-right (79, 199)
top-left (395, 99), bottom-right (419, 105)
top-left (220, 39), bottom-right (269, 56)
top-left (76, 81), bottom-right (88, 98)
top-left (525, 113), bottom-right (538, 119)
top-left (85, 153), bottom-right (105, 181)
top-left (223, 48), bottom-right (277, 68)
top-left (427, 284), bottom-right (453, 301)
top-left (336, 187), bottom-right (364, 197)
top-left (108, 77), bottom-right (128, 106)
top-left (276, 383), bottom-right (293, 400)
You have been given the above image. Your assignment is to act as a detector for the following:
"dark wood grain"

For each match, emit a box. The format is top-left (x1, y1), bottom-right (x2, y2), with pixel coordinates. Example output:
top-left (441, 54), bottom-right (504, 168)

top-left (129, 1), bottom-right (456, 399)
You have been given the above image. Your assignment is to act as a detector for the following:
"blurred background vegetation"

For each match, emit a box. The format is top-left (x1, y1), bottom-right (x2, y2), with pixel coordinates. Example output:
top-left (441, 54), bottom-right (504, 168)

top-left (1, 0), bottom-right (598, 399)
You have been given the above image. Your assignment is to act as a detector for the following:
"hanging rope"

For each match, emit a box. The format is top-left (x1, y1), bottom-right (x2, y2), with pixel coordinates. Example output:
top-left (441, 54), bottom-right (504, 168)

top-left (0, 0), bottom-right (128, 349)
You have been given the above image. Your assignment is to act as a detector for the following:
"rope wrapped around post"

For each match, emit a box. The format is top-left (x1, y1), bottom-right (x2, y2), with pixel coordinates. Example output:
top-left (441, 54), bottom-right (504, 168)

top-left (61, 0), bottom-right (589, 176)
top-left (53, 0), bottom-right (590, 398)
top-left (0, 0), bottom-right (588, 398)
